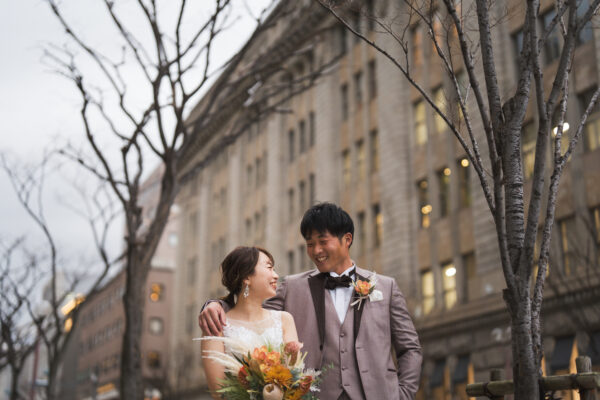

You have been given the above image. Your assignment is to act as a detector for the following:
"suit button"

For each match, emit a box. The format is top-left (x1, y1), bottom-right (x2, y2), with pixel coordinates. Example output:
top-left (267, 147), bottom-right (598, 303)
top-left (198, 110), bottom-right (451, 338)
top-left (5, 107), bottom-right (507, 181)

top-left (340, 333), bottom-right (345, 337)
top-left (341, 349), bottom-right (346, 353)
top-left (342, 366), bottom-right (347, 370)
top-left (344, 383), bottom-right (350, 386)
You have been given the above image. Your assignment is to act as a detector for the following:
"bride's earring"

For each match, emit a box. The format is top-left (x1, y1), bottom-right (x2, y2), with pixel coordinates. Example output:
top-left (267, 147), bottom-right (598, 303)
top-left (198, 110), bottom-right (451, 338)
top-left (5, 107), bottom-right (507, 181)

top-left (243, 284), bottom-right (249, 298)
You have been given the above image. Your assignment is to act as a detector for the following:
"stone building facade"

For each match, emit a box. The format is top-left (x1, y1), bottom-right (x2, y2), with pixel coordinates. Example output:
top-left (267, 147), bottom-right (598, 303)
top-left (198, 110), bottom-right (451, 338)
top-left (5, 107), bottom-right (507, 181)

top-left (171, 1), bottom-right (600, 399)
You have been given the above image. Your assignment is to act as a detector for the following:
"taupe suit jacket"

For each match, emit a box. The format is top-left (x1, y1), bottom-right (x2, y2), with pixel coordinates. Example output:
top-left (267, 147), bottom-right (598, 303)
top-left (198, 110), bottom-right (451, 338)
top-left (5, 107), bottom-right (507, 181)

top-left (264, 267), bottom-right (422, 400)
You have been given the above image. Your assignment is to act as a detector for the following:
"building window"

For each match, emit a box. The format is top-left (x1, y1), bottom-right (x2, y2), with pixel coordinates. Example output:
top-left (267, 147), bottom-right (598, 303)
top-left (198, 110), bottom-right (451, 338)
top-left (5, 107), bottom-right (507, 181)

top-left (421, 269), bottom-right (434, 315)
top-left (147, 351), bottom-right (161, 369)
top-left (299, 180), bottom-right (306, 213)
top-left (337, 24), bottom-right (347, 55)
top-left (288, 188), bottom-right (295, 222)
top-left (417, 179), bottom-right (431, 228)
top-left (457, 158), bottom-right (471, 208)
top-left (298, 245), bottom-right (306, 271)
top-left (462, 252), bottom-right (476, 302)
top-left (411, 25), bottom-right (423, 67)
top-left (299, 120), bottom-right (307, 154)
top-left (542, 9), bottom-right (561, 65)
top-left (522, 122), bottom-right (537, 179)
top-left (288, 250), bottom-right (295, 274)
top-left (373, 203), bottom-right (383, 247)
top-left (245, 218), bottom-right (252, 240)
top-left (442, 262), bottom-right (457, 309)
top-left (455, 71), bottom-right (468, 123)
top-left (288, 129), bottom-right (295, 162)
top-left (185, 304), bottom-right (193, 334)
top-left (437, 168), bottom-right (451, 218)
top-left (354, 71), bottom-right (363, 105)
top-left (309, 173), bottom-right (315, 206)
top-left (558, 216), bottom-right (577, 275)
top-left (368, 60), bottom-right (377, 100)
top-left (357, 211), bottom-right (366, 256)
top-left (576, 0), bottom-right (593, 45)
top-left (512, 29), bottom-right (524, 74)
top-left (255, 158), bottom-right (261, 186)
top-left (357, 139), bottom-right (366, 181)
top-left (187, 257), bottom-right (196, 285)
top-left (342, 149), bottom-right (351, 185)
top-left (341, 84), bottom-right (349, 120)
top-left (246, 165), bottom-right (253, 192)
top-left (309, 112), bottom-right (315, 147)
top-left (433, 87), bottom-right (446, 135)
top-left (148, 317), bottom-right (164, 335)
top-left (254, 212), bottom-right (261, 236)
top-left (370, 130), bottom-right (380, 173)
top-left (351, 11), bottom-right (361, 43)
top-left (414, 100), bottom-right (427, 145)
top-left (149, 283), bottom-right (164, 302)
top-left (579, 87), bottom-right (600, 153)
top-left (366, 0), bottom-right (375, 31)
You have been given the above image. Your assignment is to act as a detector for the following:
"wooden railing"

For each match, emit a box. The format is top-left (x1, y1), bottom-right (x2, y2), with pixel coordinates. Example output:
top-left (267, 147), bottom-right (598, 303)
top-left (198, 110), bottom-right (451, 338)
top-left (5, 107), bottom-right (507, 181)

top-left (466, 356), bottom-right (600, 399)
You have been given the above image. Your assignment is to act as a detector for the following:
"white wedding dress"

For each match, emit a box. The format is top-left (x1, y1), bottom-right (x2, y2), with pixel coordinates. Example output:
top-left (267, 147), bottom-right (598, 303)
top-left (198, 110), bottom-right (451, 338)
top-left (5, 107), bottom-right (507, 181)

top-left (222, 309), bottom-right (284, 353)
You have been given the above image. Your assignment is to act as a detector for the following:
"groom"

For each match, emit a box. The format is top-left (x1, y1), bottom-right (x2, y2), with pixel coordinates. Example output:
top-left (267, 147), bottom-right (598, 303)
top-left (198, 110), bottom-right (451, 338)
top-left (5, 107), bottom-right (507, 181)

top-left (199, 202), bottom-right (422, 399)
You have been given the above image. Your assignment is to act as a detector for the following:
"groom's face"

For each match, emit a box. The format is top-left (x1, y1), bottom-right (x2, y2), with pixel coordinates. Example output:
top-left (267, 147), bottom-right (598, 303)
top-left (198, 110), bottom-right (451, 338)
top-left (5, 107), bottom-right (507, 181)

top-left (305, 230), bottom-right (352, 274)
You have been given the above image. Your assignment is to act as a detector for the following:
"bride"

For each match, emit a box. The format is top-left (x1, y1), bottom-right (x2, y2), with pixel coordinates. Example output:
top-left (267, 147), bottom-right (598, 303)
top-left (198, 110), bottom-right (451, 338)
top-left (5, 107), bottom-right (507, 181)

top-left (201, 246), bottom-right (299, 398)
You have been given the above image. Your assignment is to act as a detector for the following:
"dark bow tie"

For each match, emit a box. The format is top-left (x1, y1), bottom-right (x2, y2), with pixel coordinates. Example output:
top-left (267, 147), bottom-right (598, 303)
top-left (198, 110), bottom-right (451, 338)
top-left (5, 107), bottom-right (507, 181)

top-left (322, 272), bottom-right (354, 290)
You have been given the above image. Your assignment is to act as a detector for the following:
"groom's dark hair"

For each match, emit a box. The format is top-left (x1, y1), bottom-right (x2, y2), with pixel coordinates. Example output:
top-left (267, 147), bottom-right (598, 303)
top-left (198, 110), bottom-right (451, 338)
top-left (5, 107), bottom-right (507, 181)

top-left (300, 202), bottom-right (354, 246)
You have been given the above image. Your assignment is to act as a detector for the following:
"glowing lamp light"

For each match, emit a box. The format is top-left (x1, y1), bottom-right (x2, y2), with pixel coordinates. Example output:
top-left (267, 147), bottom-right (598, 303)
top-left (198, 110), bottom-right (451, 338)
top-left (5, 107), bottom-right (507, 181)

top-left (552, 122), bottom-right (570, 136)
top-left (421, 204), bottom-right (432, 214)
top-left (443, 167), bottom-right (451, 176)
top-left (461, 158), bottom-right (469, 167)
top-left (445, 266), bottom-right (457, 277)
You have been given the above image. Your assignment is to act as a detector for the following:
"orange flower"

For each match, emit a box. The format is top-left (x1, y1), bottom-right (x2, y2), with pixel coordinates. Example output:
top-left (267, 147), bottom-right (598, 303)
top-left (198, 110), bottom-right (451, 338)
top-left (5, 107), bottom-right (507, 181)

top-left (264, 364), bottom-right (293, 388)
top-left (237, 366), bottom-right (250, 389)
top-left (355, 280), bottom-right (372, 296)
top-left (284, 388), bottom-right (304, 400)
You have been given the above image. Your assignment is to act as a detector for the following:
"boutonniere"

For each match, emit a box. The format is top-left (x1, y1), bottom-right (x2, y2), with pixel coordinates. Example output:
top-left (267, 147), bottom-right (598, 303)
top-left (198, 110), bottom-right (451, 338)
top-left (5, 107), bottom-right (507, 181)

top-left (351, 273), bottom-right (382, 309)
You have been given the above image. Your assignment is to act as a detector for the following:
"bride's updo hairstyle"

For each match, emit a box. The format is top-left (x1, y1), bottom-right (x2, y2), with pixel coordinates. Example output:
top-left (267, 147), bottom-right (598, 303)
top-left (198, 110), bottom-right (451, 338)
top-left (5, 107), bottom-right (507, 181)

top-left (220, 246), bottom-right (275, 307)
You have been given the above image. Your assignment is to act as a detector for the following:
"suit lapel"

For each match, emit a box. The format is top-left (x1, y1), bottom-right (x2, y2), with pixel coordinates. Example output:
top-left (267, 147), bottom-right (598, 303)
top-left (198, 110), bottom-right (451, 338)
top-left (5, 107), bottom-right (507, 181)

top-left (308, 273), bottom-right (326, 351)
top-left (353, 270), bottom-right (368, 343)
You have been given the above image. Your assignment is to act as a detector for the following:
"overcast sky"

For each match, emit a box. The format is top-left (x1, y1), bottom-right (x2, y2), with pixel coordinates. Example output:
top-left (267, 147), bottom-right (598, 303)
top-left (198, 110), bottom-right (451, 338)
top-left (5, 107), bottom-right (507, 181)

top-left (0, 0), bottom-right (272, 270)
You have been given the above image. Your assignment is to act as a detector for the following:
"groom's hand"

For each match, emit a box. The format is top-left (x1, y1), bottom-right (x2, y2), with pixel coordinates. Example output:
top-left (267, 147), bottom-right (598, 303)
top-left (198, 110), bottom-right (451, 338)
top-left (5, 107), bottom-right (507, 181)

top-left (198, 301), bottom-right (226, 336)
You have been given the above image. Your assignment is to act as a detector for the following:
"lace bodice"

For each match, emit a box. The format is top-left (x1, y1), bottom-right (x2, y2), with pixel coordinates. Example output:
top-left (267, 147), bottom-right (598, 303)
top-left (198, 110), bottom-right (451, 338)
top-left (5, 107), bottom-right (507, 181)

top-left (222, 310), bottom-right (283, 352)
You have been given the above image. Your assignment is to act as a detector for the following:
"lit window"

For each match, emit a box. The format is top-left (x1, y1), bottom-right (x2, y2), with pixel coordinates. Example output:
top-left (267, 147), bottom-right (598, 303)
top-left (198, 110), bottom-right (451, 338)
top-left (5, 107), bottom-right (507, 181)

top-left (149, 283), bottom-right (164, 302)
top-left (433, 87), bottom-right (447, 134)
top-left (437, 168), bottom-right (451, 218)
top-left (417, 179), bottom-right (431, 228)
top-left (342, 149), bottom-right (351, 185)
top-left (148, 317), bottom-right (164, 335)
top-left (558, 216), bottom-right (577, 275)
top-left (457, 158), bottom-right (471, 208)
top-left (357, 140), bottom-right (366, 180)
top-left (421, 269), bottom-right (434, 315)
top-left (414, 101), bottom-right (427, 145)
top-left (373, 204), bottom-right (383, 247)
top-left (579, 87), bottom-right (600, 153)
top-left (442, 262), bottom-right (457, 309)
top-left (370, 130), bottom-right (380, 173)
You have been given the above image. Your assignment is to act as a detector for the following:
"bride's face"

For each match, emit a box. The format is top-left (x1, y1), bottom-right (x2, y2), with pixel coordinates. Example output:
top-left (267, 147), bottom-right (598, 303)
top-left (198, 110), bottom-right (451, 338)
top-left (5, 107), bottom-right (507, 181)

top-left (245, 251), bottom-right (279, 300)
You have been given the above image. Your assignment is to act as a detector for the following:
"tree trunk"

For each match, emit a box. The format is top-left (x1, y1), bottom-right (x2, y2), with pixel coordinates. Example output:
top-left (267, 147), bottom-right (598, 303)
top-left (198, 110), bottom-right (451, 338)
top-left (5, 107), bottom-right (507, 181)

top-left (508, 289), bottom-right (540, 399)
top-left (9, 365), bottom-right (21, 400)
top-left (120, 250), bottom-right (148, 400)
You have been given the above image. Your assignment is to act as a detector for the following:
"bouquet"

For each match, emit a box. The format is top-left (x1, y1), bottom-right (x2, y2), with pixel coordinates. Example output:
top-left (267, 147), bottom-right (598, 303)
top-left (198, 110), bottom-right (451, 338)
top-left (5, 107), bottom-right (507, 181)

top-left (200, 338), bottom-right (322, 400)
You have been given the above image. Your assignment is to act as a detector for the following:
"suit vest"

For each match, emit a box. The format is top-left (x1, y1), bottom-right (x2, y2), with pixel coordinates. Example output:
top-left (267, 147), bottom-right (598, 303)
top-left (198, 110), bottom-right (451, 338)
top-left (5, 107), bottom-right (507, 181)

top-left (320, 291), bottom-right (365, 400)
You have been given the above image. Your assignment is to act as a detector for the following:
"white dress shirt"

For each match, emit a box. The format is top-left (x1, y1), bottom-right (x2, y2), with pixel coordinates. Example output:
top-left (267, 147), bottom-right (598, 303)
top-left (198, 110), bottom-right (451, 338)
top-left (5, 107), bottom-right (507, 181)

top-left (327, 265), bottom-right (356, 323)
